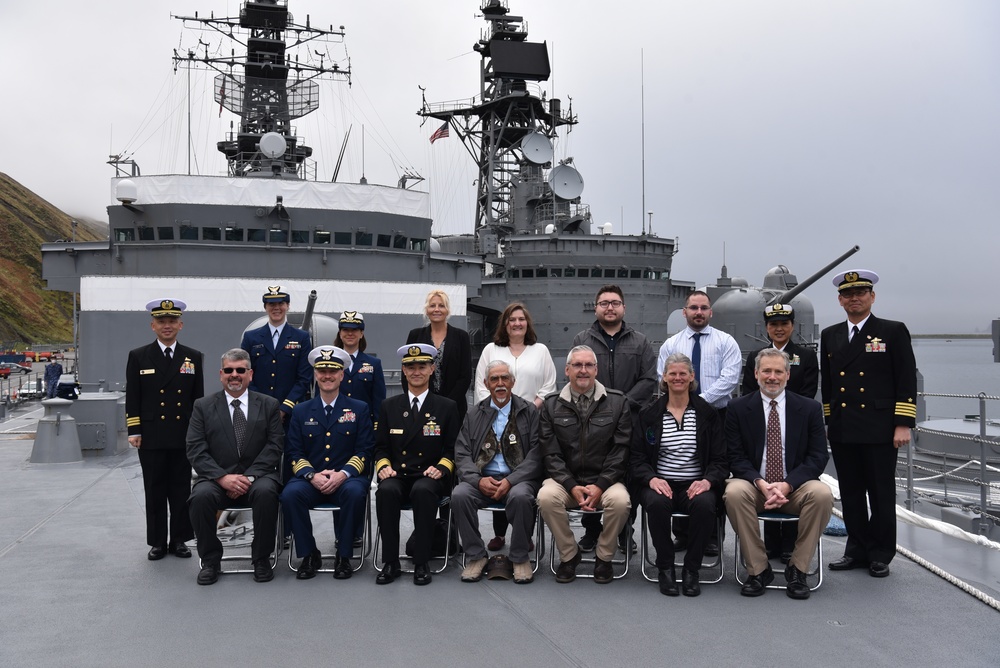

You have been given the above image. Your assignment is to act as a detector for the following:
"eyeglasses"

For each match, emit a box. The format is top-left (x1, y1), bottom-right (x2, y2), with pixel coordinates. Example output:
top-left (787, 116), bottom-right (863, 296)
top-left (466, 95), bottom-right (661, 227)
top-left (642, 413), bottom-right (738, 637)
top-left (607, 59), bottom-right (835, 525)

top-left (596, 300), bottom-right (623, 308)
top-left (222, 367), bottom-right (250, 375)
top-left (685, 305), bottom-right (711, 311)
top-left (568, 363), bottom-right (597, 370)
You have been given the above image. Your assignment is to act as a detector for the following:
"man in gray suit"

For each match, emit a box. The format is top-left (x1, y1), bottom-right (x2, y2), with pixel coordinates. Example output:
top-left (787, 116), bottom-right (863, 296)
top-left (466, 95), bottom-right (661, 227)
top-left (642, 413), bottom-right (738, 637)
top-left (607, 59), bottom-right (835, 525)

top-left (187, 348), bottom-right (284, 585)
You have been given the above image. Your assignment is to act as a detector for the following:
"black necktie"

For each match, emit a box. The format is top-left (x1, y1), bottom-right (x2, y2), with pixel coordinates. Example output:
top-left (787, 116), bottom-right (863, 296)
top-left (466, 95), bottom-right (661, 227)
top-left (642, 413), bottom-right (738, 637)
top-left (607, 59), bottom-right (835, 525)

top-left (164, 347), bottom-right (172, 361)
top-left (691, 332), bottom-right (703, 383)
top-left (325, 405), bottom-right (333, 420)
top-left (411, 397), bottom-right (419, 423)
top-left (232, 399), bottom-right (246, 456)
top-left (850, 325), bottom-right (859, 342)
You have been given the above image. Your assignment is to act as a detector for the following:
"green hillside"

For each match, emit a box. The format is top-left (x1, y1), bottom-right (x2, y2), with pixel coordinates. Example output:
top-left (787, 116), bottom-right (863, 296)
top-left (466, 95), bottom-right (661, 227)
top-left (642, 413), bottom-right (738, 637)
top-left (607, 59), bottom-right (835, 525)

top-left (0, 173), bottom-right (105, 345)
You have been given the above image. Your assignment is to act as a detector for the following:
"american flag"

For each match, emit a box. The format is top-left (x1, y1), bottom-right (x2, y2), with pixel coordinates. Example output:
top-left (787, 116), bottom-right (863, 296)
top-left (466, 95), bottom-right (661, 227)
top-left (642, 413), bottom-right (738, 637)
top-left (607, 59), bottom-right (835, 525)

top-left (429, 121), bottom-right (450, 144)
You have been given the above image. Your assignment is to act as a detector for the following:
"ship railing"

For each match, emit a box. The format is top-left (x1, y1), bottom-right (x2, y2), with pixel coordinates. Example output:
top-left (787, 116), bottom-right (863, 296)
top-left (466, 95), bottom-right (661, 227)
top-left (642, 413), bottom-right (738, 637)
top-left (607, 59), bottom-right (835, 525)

top-left (905, 391), bottom-right (1000, 535)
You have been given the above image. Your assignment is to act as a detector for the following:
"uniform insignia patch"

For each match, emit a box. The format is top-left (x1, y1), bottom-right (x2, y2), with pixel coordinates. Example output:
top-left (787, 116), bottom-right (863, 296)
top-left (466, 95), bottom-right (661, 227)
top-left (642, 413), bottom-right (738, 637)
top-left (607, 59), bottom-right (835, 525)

top-left (423, 421), bottom-right (441, 437)
top-left (180, 360), bottom-right (196, 374)
top-left (359, 363), bottom-right (374, 373)
top-left (339, 409), bottom-right (356, 423)
top-left (866, 337), bottom-right (887, 353)
top-left (791, 354), bottom-right (800, 365)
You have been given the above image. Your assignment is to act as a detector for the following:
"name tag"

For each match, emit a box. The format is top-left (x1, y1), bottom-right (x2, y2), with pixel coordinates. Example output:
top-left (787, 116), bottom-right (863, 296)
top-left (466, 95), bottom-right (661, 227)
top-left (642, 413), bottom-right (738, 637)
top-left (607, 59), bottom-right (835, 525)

top-left (390, 428), bottom-right (404, 435)
top-left (139, 369), bottom-right (156, 375)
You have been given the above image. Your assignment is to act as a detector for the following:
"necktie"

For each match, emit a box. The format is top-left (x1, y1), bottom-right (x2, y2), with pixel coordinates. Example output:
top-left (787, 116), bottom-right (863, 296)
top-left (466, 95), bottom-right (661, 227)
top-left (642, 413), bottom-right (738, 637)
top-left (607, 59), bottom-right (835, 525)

top-left (411, 397), bottom-right (420, 423)
top-left (350, 354), bottom-right (356, 372)
top-left (272, 329), bottom-right (279, 348)
top-left (765, 399), bottom-right (784, 483)
top-left (164, 347), bottom-right (172, 361)
top-left (849, 325), bottom-right (859, 342)
top-left (232, 398), bottom-right (247, 456)
top-left (691, 332), bottom-right (703, 383)
top-left (576, 394), bottom-right (590, 414)
top-left (325, 405), bottom-right (333, 420)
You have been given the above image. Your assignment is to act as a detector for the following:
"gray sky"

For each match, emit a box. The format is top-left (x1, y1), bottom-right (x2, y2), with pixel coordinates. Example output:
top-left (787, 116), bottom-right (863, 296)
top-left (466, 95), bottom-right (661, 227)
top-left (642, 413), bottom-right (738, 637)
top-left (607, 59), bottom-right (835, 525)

top-left (4, 0), bottom-right (998, 333)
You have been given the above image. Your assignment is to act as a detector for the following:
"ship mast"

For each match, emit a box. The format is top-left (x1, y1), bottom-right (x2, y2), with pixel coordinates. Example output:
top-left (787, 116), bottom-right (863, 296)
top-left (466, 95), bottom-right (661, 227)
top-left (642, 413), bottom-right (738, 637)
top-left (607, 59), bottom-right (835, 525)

top-left (172, 0), bottom-right (351, 179)
top-left (419, 0), bottom-right (577, 250)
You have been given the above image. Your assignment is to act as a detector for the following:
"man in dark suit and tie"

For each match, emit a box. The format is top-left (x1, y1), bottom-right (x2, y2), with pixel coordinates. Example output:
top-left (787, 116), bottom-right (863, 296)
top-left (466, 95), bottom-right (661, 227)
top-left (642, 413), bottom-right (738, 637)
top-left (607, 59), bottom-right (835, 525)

top-left (741, 303), bottom-right (820, 561)
top-left (373, 343), bottom-right (459, 586)
top-left (822, 269), bottom-right (917, 578)
top-left (126, 298), bottom-right (204, 561)
top-left (186, 348), bottom-right (284, 585)
top-left (725, 348), bottom-right (833, 599)
top-left (280, 346), bottom-right (374, 580)
top-left (240, 285), bottom-right (312, 420)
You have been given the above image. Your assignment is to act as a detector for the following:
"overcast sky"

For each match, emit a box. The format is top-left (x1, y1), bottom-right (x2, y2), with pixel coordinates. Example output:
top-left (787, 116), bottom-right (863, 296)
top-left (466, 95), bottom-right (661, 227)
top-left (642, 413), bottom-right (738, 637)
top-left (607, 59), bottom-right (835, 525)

top-left (4, 0), bottom-right (998, 333)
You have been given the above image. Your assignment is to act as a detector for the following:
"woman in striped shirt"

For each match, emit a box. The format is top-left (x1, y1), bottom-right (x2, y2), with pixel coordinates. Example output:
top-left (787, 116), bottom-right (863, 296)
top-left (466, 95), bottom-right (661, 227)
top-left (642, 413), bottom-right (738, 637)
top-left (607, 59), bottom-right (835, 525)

top-left (631, 353), bottom-right (728, 597)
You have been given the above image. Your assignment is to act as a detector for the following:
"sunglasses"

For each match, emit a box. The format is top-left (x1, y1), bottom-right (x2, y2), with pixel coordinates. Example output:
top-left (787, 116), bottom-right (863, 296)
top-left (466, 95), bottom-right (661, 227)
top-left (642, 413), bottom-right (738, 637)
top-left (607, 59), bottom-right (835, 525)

top-left (222, 367), bottom-right (250, 375)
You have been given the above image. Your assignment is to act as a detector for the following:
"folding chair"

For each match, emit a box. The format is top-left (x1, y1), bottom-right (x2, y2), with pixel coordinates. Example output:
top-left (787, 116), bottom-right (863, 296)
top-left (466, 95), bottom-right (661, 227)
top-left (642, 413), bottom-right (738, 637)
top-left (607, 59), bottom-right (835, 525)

top-left (734, 512), bottom-right (824, 591)
top-left (639, 507), bottom-right (724, 584)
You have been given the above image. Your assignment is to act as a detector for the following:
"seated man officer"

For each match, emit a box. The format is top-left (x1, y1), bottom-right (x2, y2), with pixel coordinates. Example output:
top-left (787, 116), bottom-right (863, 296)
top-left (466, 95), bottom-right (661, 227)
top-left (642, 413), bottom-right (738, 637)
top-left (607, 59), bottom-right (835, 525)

top-left (537, 345), bottom-right (631, 584)
top-left (187, 349), bottom-right (283, 585)
top-left (725, 348), bottom-right (833, 599)
top-left (280, 346), bottom-right (374, 580)
top-left (453, 360), bottom-right (542, 585)
top-left (374, 344), bottom-right (459, 586)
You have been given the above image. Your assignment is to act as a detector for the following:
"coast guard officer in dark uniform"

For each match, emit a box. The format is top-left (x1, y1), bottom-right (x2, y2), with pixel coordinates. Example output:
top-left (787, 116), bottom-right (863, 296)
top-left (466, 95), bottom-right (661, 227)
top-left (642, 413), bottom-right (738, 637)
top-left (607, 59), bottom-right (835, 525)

top-left (374, 344), bottom-right (459, 586)
top-left (741, 303), bottom-right (819, 560)
top-left (126, 298), bottom-right (204, 561)
top-left (280, 346), bottom-right (374, 580)
top-left (334, 310), bottom-right (386, 431)
top-left (822, 270), bottom-right (916, 579)
top-left (240, 285), bottom-right (312, 420)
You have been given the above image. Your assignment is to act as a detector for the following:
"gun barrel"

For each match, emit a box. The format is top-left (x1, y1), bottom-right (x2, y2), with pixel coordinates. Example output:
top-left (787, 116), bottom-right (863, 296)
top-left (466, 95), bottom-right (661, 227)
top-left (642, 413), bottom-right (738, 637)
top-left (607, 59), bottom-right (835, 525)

top-left (772, 245), bottom-right (860, 304)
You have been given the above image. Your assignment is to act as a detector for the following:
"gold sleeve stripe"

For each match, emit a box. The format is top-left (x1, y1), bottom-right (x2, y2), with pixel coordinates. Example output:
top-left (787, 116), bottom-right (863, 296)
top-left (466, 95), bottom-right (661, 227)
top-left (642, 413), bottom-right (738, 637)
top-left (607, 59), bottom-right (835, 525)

top-left (437, 457), bottom-right (455, 473)
top-left (375, 458), bottom-right (391, 471)
top-left (822, 403), bottom-right (830, 417)
top-left (895, 403), bottom-right (918, 417)
top-left (126, 417), bottom-right (142, 426)
top-left (290, 459), bottom-right (313, 474)
top-left (347, 456), bottom-right (365, 474)
top-left (283, 399), bottom-right (296, 408)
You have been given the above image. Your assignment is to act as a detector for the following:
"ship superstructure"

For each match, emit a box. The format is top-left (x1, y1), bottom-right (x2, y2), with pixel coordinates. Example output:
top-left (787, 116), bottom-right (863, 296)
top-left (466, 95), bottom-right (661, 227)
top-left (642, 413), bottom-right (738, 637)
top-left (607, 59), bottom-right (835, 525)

top-left (421, 1), bottom-right (692, 361)
top-left (42, 0), bottom-right (481, 388)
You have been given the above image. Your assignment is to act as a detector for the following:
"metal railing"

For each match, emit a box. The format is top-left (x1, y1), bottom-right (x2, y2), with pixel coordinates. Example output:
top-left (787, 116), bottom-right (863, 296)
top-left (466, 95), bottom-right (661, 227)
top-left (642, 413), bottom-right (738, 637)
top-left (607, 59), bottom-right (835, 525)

top-left (906, 391), bottom-right (1000, 535)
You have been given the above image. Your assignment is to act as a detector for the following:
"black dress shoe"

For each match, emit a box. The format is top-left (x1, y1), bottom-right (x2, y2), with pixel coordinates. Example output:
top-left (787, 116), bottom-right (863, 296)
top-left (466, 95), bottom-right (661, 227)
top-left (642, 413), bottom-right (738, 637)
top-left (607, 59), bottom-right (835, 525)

top-left (702, 541), bottom-right (719, 557)
top-left (169, 543), bottom-right (192, 559)
top-left (681, 569), bottom-right (701, 597)
top-left (785, 564), bottom-right (810, 599)
top-left (555, 551), bottom-right (582, 584)
top-left (829, 555), bottom-right (868, 571)
top-left (296, 549), bottom-right (322, 580)
top-left (147, 546), bottom-right (167, 561)
top-left (253, 561), bottom-right (274, 583)
top-left (593, 557), bottom-right (613, 584)
top-left (672, 538), bottom-right (689, 552)
top-left (577, 531), bottom-right (599, 553)
top-left (740, 565), bottom-right (774, 597)
top-left (333, 556), bottom-right (353, 580)
top-left (869, 561), bottom-right (891, 578)
top-left (413, 563), bottom-right (432, 586)
top-left (658, 568), bottom-right (679, 596)
top-left (376, 562), bottom-right (401, 585)
top-left (197, 563), bottom-right (219, 586)
top-left (779, 552), bottom-right (793, 565)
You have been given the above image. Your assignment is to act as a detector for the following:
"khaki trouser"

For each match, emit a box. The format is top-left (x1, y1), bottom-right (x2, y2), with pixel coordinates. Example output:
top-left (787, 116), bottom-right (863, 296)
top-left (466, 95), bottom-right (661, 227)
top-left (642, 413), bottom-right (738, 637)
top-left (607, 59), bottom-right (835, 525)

top-left (537, 478), bottom-right (631, 563)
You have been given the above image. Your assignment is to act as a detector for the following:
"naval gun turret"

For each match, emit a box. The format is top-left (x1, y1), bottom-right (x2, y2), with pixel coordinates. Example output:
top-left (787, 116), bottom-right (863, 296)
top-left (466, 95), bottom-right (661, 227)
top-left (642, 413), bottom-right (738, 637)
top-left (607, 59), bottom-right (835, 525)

top-left (709, 245), bottom-right (861, 356)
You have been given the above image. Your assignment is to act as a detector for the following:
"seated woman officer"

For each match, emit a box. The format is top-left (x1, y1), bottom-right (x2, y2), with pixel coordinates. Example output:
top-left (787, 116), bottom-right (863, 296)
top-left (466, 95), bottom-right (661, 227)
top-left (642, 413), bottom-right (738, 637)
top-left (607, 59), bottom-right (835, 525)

top-left (631, 352), bottom-right (728, 597)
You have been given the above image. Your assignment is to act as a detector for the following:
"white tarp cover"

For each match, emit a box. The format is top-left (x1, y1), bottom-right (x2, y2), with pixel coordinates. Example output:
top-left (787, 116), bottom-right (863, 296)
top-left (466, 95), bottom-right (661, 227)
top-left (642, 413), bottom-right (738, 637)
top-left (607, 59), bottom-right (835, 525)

top-left (112, 175), bottom-right (429, 219)
top-left (81, 276), bottom-right (466, 316)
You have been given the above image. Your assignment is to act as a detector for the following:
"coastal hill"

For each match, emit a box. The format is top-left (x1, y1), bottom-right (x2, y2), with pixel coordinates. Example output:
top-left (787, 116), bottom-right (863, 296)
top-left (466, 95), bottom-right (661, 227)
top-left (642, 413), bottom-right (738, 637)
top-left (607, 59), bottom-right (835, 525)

top-left (0, 172), bottom-right (105, 345)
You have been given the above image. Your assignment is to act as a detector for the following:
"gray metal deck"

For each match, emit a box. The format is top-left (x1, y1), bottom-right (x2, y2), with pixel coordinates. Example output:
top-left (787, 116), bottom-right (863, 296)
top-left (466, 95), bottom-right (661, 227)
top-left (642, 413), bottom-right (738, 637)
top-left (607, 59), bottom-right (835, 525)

top-left (2, 403), bottom-right (998, 667)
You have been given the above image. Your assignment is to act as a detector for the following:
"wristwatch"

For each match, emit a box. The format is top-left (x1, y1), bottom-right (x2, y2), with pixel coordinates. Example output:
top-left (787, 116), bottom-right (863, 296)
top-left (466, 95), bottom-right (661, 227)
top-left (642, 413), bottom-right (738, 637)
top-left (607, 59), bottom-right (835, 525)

top-left (304, 472), bottom-right (315, 481)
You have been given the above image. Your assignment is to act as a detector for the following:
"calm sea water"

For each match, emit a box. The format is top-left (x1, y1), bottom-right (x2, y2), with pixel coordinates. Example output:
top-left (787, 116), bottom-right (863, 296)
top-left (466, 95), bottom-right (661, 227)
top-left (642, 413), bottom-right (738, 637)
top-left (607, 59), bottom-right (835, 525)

top-left (913, 339), bottom-right (1000, 420)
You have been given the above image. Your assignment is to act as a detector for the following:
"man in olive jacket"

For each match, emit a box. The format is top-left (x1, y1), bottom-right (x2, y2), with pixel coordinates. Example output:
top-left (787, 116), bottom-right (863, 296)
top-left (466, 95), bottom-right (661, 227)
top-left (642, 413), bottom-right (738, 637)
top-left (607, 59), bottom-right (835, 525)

top-left (537, 345), bottom-right (631, 584)
top-left (452, 360), bottom-right (542, 584)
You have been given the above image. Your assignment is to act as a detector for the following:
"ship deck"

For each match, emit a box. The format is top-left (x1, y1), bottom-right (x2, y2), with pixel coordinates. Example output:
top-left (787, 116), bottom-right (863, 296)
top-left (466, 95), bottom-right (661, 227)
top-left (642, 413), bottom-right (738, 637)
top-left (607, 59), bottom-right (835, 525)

top-left (2, 402), bottom-right (997, 667)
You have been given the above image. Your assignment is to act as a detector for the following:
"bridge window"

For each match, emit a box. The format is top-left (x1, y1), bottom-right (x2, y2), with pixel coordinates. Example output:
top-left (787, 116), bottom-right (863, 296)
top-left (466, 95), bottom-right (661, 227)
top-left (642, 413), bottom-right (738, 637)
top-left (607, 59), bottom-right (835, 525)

top-left (137, 227), bottom-right (155, 241)
top-left (157, 227), bottom-right (174, 240)
top-left (409, 238), bottom-right (427, 251)
top-left (577, 268), bottom-right (589, 278)
top-left (355, 232), bottom-right (372, 246)
top-left (376, 234), bottom-right (391, 248)
top-left (202, 227), bottom-right (221, 241)
top-left (334, 232), bottom-right (352, 245)
top-left (291, 230), bottom-right (310, 244)
top-left (225, 227), bottom-right (244, 242)
top-left (269, 230), bottom-right (288, 243)
top-left (248, 229), bottom-right (266, 242)
top-left (564, 267), bottom-right (575, 277)
top-left (522, 268), bottom-right (534, 278)
top-left (314, 230), bottom-right (331, 245)
top-left (114, 228), bottom-right (134, 242)
top-left (550, 268), bottom-right (562, 277)
top-left (393, 234), bottom-right (407, 249)
top-left (179, 226), bottom-right (198, 241)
